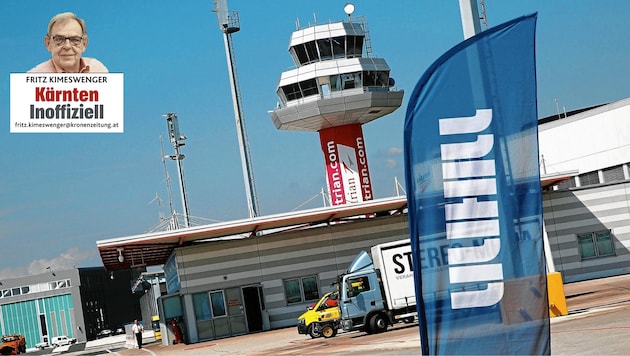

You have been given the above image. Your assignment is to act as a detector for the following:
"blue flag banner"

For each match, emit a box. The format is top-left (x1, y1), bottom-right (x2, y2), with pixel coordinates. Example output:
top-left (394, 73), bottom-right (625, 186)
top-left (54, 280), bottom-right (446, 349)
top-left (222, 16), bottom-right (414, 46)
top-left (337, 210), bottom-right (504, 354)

top-left (404, 14), bottom-right (549, 355)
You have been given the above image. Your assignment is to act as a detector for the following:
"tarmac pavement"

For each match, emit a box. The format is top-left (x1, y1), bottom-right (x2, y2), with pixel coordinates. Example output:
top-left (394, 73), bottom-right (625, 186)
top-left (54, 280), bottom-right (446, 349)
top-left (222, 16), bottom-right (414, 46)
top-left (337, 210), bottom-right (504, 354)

top-left (63, 273), bottom-right (630, 355)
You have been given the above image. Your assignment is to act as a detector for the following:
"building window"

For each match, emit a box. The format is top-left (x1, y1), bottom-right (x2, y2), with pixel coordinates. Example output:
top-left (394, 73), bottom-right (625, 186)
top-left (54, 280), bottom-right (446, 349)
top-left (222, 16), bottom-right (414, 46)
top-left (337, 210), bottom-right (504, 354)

top-left (346, 35), bottom-right (364, 57)
top-left (163, 295), bottom-right (183, 320)
top-left (316, 38), bottom-right (333, 60)
top-left (362, 70), bottom-right (390, 87)
top-left (281, 82), bottom-right (301, 102)
top-left (283, 275), bottom-right (320, 304)
top-left (291, 44), bottom-right (309, 65)
top-left (193, 293), bottom-right (211, 320)
top-left (331, 36), bottom-right (345, 59)
top-left (578, 171), bottom-right (599, 186)
top-left (577, 230), bottom-right (616, 260)
top-left (556, 177), bottom-right (576, 190)
top-left (279, 78), bottom-right (319, 102)
top-left (304, 41), bottom-right (319, 64)
top-left (602, 165), bottom-right (625, 183)
top-left (209, 291), bottom-right (226, 317)
top-left (300, 78), bottom-right (319, 98)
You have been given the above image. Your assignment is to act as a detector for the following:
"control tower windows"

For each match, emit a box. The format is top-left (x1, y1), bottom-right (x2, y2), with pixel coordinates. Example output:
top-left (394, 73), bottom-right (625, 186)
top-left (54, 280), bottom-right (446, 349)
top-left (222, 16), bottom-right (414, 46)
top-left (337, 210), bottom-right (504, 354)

top-left (346, 36), bottom-right (364, 58)
top-left (301, 78), bottom-right (319, 97)
top-left (317, 39), bottom-right (333, 60)
top-left (278, 70), bottom-right (392, 105)
top-left (332, 37), bottom-right (345, 59)
top-left (363, 71), bottom-right (390, 87)
top-left (280, 82), bottom-right (301, 102)
top-left (290, 42), bottom-right (318, 66)
top-left (289, 35), bottom-right (364, 66)
top-left (305, 42), bottom-right (318, 65)
top-left (277, 78), bottom-right (318, 103)
top-left (292, 45), bottom-right (309, 67)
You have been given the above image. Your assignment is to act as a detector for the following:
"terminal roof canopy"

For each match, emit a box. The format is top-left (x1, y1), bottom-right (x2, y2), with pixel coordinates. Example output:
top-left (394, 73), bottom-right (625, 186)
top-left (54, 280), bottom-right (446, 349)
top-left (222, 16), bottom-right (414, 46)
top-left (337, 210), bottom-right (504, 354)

top-left (98, 172), bottom-right (575, 271)
top-left (97, 197), bottom-right (408, 271)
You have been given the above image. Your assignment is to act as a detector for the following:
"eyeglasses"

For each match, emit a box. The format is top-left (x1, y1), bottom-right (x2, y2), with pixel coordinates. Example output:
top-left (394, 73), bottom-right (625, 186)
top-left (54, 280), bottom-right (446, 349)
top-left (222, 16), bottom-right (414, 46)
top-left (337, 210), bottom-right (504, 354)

top-left (49, 35), bottom-right (84, 46)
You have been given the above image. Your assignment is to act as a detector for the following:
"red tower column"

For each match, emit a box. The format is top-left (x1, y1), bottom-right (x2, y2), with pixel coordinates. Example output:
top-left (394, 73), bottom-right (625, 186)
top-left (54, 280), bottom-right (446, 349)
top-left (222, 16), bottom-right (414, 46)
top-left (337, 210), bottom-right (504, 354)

top-left (319, 123), bottom-right (374, 206)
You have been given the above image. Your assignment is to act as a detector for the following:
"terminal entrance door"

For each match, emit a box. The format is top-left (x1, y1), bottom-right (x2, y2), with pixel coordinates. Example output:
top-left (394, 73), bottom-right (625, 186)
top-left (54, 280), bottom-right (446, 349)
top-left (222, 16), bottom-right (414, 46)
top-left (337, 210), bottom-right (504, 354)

top-left (225, 287), bottom-right (247, 336)
top-left (242, 286), bottom-right (264, 332)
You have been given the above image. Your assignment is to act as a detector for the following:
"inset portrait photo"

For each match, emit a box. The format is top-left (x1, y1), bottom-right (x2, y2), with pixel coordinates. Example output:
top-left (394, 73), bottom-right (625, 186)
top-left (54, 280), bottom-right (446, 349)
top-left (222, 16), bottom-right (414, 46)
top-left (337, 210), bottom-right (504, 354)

top-left (29, 12), bottom-right (108, 73)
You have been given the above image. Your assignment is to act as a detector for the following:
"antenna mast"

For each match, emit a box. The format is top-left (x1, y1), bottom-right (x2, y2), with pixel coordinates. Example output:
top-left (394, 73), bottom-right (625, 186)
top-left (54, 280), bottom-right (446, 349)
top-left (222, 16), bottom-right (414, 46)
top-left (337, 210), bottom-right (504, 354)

top-left (163, 112), bottom-right (191, 228)
top-left (160, 133), bottom-right (179, 229)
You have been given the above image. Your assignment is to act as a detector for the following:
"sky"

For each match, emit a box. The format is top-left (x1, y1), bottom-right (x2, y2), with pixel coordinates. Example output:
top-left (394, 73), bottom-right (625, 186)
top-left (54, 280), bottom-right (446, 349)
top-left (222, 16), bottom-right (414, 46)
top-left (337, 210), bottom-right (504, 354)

top-left (1, 0), bottom-right (629, 278)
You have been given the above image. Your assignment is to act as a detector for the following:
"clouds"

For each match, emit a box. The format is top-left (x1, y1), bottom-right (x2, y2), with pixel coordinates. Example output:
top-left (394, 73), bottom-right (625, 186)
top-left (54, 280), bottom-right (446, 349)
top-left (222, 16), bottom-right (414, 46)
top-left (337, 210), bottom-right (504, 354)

top-left (385, 147), bottom-right (403, 169)
top-left (373, 146), bottom-right (403, 170)
top-left (0, 247), bottom-right (96, 279)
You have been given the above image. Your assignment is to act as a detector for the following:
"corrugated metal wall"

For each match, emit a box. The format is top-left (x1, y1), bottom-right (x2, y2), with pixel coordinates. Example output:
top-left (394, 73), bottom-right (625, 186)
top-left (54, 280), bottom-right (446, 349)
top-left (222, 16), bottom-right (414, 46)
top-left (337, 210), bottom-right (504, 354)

top-left (543, 181), bottom-right (630, 282)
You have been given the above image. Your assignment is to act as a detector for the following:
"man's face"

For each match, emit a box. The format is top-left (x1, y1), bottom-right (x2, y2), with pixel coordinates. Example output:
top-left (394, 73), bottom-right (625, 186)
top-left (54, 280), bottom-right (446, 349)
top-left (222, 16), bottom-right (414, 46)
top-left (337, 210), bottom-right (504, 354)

top-left (44, 19), bottom-right (88, 72)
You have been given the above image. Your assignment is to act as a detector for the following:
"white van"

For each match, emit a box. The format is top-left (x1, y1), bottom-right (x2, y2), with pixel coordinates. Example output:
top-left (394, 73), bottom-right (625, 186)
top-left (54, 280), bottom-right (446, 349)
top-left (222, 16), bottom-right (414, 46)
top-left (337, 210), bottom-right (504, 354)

top-left (51, 335), bottom-right (77, 347)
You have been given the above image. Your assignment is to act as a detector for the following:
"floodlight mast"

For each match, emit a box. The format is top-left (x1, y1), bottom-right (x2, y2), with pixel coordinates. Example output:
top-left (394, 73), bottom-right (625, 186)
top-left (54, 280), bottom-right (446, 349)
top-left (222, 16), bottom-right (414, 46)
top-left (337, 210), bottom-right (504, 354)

top-left (459, 0), bottom-right (482, 39)
top-left (213, 0), bottom-right (260, 219)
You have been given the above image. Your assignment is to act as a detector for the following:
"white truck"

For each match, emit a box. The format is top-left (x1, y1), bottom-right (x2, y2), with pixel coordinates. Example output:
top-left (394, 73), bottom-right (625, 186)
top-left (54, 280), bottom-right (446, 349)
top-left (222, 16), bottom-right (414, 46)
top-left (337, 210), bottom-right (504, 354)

top-left (339, 239), bottom-right (417, 334)
top-left (51, 335), bottom-right (77, 348)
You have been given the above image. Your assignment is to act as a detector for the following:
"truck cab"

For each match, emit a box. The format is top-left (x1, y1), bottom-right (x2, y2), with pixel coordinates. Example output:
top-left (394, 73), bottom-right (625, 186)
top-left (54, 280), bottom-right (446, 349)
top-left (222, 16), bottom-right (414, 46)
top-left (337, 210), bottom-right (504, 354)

top-left (339, 251), bottom-right (389, 333)
top-left (339, 240), bottom-right (418, 335)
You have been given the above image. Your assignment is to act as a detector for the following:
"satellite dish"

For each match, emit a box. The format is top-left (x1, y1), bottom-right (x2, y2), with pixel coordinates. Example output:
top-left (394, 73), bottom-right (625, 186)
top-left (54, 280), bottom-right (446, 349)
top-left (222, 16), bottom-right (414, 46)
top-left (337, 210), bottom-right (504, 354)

top-left (344, 3), bottom-right (355, 16)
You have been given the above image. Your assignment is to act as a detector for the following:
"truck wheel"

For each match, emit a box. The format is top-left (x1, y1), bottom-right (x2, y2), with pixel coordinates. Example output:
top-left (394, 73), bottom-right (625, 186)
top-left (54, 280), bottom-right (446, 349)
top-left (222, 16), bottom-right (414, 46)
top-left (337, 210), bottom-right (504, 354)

top-left (363, 322), bottom-right (374, 334)
top-left (369, 314), bottom-right (388, 333)
top-left (308, 324), bottom-right (321, 338)
top-left (321, 324), bottom-right (337, 338)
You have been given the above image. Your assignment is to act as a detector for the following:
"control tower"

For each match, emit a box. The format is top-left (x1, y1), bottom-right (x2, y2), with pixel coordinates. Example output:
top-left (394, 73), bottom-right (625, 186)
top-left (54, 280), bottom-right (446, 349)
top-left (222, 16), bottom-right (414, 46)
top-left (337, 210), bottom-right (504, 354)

top-left (270, 4), bottom-right (404, 206)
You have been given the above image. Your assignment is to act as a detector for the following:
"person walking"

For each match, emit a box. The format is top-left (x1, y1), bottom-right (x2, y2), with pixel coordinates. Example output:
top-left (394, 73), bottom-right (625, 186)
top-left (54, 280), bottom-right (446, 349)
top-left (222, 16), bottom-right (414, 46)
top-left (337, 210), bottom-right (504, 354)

top-left (132, 319), bottom-right (144, 349)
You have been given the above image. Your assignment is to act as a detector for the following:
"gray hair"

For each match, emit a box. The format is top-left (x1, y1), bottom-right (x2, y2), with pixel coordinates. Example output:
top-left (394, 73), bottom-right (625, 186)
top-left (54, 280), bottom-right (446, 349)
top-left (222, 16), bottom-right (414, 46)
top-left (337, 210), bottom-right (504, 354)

top-left (47, 12), bottom-right (87, 37)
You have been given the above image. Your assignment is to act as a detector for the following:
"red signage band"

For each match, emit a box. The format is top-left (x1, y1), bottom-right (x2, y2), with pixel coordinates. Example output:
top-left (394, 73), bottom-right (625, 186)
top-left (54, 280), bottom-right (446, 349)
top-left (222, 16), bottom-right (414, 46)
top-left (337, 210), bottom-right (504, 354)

top-left (319, 124), bottom-right (373, 206)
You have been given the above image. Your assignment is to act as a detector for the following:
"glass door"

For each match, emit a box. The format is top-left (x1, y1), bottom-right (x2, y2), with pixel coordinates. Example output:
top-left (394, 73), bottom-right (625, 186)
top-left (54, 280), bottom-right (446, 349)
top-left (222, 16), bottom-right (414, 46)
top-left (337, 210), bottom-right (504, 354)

top-left (225, 287), bottom-right (247, 335)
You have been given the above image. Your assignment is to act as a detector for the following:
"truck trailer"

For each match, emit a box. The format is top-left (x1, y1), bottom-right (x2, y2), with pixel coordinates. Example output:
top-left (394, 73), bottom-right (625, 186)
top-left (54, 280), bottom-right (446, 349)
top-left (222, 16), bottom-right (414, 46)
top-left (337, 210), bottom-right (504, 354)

top-left (339, 239), bottom-right (417, 334)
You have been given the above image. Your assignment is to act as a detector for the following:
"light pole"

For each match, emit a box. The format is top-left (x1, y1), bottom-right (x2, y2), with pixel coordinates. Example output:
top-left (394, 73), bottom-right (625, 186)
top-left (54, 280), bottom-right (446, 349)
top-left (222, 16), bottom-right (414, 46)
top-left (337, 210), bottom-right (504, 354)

top-left (214, 0), bottom-right (260, 219)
